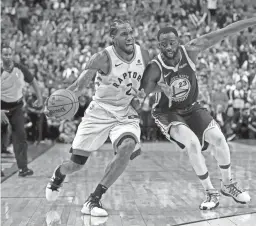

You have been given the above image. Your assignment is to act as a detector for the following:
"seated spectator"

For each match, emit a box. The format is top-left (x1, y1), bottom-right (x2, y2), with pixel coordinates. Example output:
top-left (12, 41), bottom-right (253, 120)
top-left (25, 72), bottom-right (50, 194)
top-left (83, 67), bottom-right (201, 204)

top-left (58, 119), bottom-right (77, 144)
top-left (248, 106), bottom-right (256, 139)
top-left (228, 80), bottom-right (246, 113)
top-left (229, 102), bottom-right (251, 140)
top-left (46, 118), bottom-right (61, 141)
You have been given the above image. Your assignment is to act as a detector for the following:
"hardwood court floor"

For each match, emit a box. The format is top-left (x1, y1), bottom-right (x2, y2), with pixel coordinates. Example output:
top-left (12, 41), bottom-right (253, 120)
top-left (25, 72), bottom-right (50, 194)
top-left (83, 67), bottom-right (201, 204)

top-left (1, 141), bottom-right (256, 226)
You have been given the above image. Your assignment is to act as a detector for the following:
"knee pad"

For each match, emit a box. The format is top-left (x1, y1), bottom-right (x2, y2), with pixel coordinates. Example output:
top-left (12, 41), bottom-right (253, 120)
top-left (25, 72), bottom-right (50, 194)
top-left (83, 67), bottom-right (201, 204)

top-left (70, 153), bottom-right (88, 165)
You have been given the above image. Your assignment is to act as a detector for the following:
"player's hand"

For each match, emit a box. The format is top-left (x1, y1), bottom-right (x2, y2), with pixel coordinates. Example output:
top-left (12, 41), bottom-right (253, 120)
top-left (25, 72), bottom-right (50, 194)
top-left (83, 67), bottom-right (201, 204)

top-left (1, 110), bottom-right (9, 125)
top-left (33, 98), bottom-right (44, 110)
top-left (159, 85), bottom-right (173, 107)
top-left (43, 97), bottom-right (54, 118)
top-left (130, 87), bottom-right (146, 100)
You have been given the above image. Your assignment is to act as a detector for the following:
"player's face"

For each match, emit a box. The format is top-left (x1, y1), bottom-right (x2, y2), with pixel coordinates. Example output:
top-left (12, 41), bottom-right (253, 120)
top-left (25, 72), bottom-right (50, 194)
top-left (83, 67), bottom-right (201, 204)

top-left (2, 47), bottom-right (13, 66)
top-left (158, 32), bottom-right (179, 59)
top-left (114, 24), bottom-right (135, 54)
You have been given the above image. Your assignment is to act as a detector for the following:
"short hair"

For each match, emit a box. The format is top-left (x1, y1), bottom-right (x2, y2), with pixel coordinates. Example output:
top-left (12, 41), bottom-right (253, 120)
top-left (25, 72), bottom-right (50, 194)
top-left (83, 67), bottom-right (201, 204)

top-left (109, 19), bottom-right (131, 37)
top-left (1, 42), bottom-right (12, 52)
top-left (157, 27), bottom-right (178, 41)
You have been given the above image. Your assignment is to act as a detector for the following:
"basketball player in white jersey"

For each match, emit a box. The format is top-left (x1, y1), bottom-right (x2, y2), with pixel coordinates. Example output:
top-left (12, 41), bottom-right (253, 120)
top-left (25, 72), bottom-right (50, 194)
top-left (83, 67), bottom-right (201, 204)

top-left (45, 20), bottom-right (150, 217)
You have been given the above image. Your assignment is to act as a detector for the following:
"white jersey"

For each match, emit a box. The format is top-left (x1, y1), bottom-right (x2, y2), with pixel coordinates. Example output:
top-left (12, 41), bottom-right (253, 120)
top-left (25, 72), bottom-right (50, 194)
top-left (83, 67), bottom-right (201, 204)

top-left (93, 44), bottom-right (145, 116)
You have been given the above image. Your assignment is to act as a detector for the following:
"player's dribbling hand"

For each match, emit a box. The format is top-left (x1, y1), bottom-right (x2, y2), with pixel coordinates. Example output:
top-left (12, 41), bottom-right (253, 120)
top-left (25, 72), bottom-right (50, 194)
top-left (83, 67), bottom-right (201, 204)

top-left (43, 97), bottom-right (54, 118)
top-left (33, 99), bottom-right (44, 110)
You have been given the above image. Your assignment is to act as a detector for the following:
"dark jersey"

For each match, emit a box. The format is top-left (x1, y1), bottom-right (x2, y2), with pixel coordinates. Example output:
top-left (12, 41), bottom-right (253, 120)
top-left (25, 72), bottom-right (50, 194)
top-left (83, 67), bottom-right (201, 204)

top-left (153, 45), bottom-right (199, 111)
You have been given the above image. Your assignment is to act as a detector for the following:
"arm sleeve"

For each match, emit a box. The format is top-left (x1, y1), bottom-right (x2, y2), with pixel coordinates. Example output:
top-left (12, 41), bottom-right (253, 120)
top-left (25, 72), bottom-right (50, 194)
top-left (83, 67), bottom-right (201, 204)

top-left (16, 63), bottom-right (34, 83)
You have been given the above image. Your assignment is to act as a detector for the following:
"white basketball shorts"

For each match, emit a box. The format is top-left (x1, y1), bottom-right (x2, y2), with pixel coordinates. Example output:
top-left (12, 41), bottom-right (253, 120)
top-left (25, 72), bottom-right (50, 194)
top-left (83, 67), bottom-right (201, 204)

top-left (72, 101), bottom-right (141, 156)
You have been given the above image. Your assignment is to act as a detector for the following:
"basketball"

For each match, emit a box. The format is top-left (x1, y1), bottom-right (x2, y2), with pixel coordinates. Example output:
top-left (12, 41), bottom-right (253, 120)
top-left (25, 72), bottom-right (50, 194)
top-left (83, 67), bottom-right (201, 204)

top-left (46, 89), bottom-right (79, 119)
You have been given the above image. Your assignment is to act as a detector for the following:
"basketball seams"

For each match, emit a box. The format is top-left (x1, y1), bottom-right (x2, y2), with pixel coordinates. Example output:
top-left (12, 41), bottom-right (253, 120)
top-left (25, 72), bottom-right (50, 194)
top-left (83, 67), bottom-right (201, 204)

top-left (65, 89), bottom-right (79, 116)
top-left (48, 93), bottom-right (74, 118)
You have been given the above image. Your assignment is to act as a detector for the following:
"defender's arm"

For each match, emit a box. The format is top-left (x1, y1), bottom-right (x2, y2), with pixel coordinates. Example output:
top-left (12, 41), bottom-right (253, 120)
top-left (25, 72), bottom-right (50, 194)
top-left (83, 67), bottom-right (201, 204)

top-left (185, 17), bottom-right (256, 62)
top-left (140, 61), bottom-right (161, 96)
top-left (67, 51), bottom-right (109, 98)
top-left (131, 62), bottom-right (161, 111)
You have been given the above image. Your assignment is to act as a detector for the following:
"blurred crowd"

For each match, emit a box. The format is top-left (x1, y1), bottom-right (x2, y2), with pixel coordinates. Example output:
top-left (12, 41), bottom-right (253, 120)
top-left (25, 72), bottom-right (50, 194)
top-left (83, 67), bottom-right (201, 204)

top-left (1, 0), bottom-right (256, 151)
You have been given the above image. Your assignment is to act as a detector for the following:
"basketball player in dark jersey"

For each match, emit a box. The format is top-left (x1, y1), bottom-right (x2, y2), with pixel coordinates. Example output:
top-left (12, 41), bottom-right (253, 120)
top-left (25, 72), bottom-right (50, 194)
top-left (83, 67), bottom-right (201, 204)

top-left (133, 17), bottom-right (256, 210)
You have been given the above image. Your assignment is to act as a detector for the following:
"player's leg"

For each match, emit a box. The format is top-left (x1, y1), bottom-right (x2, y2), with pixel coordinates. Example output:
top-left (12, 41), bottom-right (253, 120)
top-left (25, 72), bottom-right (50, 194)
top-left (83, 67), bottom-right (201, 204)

top-left (153, 111), bottom-right (219, 210)
top-left (81, 121), bottom-right (140, 216)
top-left (46, 102), bottom-right (112, 205)
top-left (204, 125), bottom-right (251, 204)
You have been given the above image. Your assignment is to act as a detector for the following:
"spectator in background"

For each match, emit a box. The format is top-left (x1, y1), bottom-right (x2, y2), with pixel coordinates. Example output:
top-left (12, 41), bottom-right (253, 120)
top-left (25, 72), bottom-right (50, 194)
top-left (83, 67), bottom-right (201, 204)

top-left (207, 0), bottom-right (218, 24)
top-left (214, 104), bottom-right (228, 136)
top-left (211, 82), bottom-right (229, 112)
top-left (17, 1), bottom-right (30, 34)
top-left (229, 81), bottom-right (246, 113)
top-left (58, 119), bottom-right (77, 144)
top-left (230, 102), bottom-right (251, 140)
top-left (248, 106), bottom-right (256, 139)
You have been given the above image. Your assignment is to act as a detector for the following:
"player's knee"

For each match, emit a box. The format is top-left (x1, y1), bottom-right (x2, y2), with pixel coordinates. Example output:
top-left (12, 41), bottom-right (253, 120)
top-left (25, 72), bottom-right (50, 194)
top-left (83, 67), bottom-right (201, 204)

top-left (188, 139), bottom-right (201, 153)
top-left (208, 129), bottom-right (226, 147)
top-left (116, 137), bottom-right (136, 158)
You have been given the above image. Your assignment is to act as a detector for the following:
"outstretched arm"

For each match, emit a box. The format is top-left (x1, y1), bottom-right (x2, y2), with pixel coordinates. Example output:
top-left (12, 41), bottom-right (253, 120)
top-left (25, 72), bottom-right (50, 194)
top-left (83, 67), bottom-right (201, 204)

top-left (67, 51), bottom-right (109, 98)
top-left (131, 61), bottom-right (161, 111)
top-left (185, 17), bottom-right (256, 62)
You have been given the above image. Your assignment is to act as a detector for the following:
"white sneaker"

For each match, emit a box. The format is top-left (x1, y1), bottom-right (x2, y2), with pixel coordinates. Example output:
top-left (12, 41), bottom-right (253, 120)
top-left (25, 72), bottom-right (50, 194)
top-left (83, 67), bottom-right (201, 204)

top-left (221, 180), bottom-right (251, 204)
top-left (45, 167), bottom-right (66, 202)
top-left (199, 189), bottom-right (220, 210)
top-left (81, 215), bottom-right (109, 225)
top-left (81, 194), bottom-right (108, 217)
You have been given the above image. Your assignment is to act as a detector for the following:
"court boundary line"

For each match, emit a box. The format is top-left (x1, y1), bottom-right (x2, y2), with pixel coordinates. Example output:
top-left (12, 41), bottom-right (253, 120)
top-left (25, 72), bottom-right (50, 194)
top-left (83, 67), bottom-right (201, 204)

top-left (173, 211), bottom-right (256, 226)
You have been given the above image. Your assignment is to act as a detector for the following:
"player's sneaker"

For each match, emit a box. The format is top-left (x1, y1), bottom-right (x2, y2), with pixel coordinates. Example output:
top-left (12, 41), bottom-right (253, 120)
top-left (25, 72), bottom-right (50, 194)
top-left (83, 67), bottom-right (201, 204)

top-left (45, 167), bottom-right (66, 201)
top-left (81, 194), bottom-right (108, 217)
top-left (82, 215), bottom-right (109, 226)
top-left (199, 189), bottom-right (220, 210)
top-left (221, 180), bottom-right (251, 204)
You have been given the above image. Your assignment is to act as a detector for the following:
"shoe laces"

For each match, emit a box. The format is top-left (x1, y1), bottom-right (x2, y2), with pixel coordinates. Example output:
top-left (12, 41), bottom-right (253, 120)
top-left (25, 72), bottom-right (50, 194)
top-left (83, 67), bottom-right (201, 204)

top-left (205, 190), bottom-right (220, 203)
top-left (86, 194), bottom-right (103, 210)
top-left (224, 182), bottom-right (243, 197)
top-left (50, 175), bottom-right (64, 190)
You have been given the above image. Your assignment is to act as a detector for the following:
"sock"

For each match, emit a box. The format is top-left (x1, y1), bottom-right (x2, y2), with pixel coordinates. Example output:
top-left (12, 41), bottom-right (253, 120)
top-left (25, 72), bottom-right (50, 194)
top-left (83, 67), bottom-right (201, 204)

top-left (92, 184), bottom-right (108, 199)
top-left (55, 165), bottom-right (66, 179)
top-left (198, 172), bottom-right (215, 191)
top-left (219, 163), bottom-right (232, 185)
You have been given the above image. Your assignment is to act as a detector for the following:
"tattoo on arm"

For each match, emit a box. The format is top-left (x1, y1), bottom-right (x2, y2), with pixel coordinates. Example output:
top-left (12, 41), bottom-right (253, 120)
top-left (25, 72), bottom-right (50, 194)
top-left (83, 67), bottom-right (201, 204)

top-left (67, 51), bottom-right (108, 97)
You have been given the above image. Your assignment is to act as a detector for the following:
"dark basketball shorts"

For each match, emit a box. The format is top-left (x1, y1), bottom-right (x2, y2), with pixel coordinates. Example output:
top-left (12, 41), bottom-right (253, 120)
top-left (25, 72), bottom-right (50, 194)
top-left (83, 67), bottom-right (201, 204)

top-left (152, 102), bottom-right (218, 150)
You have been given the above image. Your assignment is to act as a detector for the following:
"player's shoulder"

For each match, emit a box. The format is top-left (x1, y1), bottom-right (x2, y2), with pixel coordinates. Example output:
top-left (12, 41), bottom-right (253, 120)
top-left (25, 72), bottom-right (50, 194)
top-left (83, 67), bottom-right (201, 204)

top-left (136, 44), bottom-right (151, 64)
